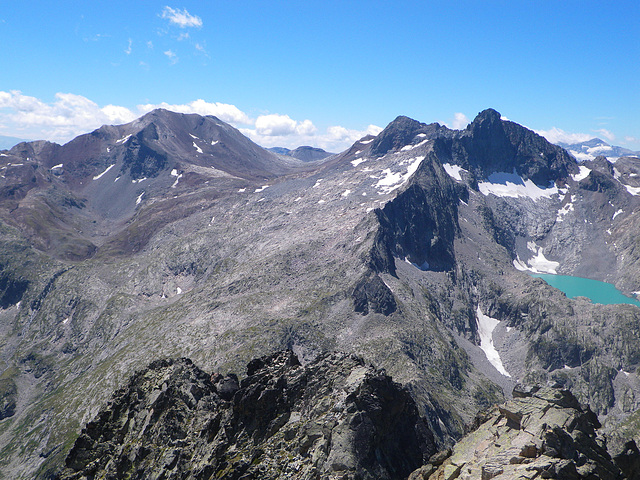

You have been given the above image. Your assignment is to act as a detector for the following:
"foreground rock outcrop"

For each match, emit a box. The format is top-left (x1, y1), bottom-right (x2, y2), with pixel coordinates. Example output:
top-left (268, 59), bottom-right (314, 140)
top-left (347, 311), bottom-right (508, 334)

top-left (412, 384), bottom-right (640, 480)
top-left (57, 351), bottom-right (436, 480)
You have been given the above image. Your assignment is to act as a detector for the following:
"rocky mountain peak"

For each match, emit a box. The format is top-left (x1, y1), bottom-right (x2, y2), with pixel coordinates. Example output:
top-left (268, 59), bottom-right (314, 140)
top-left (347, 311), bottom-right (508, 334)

top-left (57, 351), bottom-right (437, 480)
top-left (368, 115), bottom-right (450, 157)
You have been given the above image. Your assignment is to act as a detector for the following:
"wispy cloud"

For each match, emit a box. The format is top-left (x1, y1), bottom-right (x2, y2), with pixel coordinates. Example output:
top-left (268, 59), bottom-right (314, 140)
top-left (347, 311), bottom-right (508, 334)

top-left (594, 128), bottom-right (615, 142)
top-left (535, 127), bottom-right (594, 145)
top-left (161, 7), bottom-right (202, 28)
top-left (125, 38), bottom-right (132, 55)
top-left (164, 49), bottom-right (178, 64)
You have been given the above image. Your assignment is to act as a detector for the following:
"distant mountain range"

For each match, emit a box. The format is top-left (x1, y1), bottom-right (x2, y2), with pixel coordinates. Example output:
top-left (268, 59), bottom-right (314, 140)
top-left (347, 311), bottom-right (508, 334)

top-left (3, 108), bottom-right (640, 478)
top-left (268, 145), bottom-right (334, 162)
top-left (558, 137), bottom-right (640, 161)
top-left (0, 134), bottom-right (28, 150)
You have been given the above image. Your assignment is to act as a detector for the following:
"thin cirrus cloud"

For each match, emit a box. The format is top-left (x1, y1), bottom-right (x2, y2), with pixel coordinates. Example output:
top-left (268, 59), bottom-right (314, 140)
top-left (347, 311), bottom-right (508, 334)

top-left (0, 90), bottom-right (381, 152)
top-left (160, 7), bottom-right (202, 28)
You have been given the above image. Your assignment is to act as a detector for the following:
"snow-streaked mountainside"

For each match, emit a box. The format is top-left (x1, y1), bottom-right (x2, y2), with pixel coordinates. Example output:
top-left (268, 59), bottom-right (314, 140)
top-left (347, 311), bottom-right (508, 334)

top-left (559, 137), bottom-right (640, 162)
top-left (2, 108), bottom-right (640, 478)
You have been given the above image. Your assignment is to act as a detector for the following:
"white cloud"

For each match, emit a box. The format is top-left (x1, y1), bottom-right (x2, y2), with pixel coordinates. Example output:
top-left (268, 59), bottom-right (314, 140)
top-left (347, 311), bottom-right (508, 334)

top-left (161, 7), bottom-right (202, 28)
top-left (535, 127), bottom-right (594, 145)
top-left (254, 114), bottom-right (317, 137)
top-left (242, 122), bottom-right (382, 152)
top-left (452, 112), bottom-right (469, 129)
top-left (0, 90), bottom-right (137, 142)
top-left (164, 49), bottom-right (178, 64)
top-left (138, 99), bottom-right (251, 124)
top-left (0, 91), bottom-right (382, 152)
top-left (125, 38), bottom-right (132, 55)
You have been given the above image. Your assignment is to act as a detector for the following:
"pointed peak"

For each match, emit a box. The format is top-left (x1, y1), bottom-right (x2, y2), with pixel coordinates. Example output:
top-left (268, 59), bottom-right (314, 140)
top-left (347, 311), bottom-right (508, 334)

top-left (471, 108), bottom-right (502, 125)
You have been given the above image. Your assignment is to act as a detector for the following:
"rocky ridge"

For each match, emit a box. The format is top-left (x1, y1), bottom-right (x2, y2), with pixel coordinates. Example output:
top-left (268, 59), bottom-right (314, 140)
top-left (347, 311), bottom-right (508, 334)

top-left (412, 385), bottom-right (640, 480)
top-left (57, 351), bottom-right (436, 480)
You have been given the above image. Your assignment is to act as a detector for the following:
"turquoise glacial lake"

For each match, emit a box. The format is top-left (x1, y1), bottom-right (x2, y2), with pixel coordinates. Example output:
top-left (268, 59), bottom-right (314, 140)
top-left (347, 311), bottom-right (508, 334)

top-left (532, 274), bottom-right (640, 307)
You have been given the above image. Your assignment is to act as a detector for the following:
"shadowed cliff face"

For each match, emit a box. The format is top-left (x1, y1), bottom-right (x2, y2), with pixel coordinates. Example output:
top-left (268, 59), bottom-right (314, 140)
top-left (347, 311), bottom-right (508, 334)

top-left (57, 351), bottom-right (437, 480)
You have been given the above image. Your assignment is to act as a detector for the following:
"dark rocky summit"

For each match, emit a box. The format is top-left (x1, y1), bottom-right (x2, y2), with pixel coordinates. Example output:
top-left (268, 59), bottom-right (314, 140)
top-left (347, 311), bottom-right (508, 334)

top-left (57, 351), bottom-right (436, 480)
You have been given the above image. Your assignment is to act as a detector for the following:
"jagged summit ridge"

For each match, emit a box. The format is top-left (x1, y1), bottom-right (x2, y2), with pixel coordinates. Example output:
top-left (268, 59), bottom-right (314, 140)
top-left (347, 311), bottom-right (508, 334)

top-left (57, 351), bottom-right (437, 480)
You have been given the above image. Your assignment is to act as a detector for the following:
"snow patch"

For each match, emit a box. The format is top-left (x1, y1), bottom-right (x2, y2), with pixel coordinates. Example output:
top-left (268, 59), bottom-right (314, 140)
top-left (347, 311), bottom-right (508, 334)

top-left (135, 192), bottom-right (144, 205)
top-left (556, 201), bottom-right (574, 221)
top-left (254, 185), bottom-right (269, 193)
top-left (312, 179), bottom-right (323, 188)
top-left (93, 164), bottom-right (115, 180)
top-left (374, 156), bottom-right (424, 194)
top-left (359, 138), bottom-right (374, 144)
top-left (443, 163), bottom-right (466, 181)
top-left (238, 188), bottom-right (246, 193)
top-left (625, 185), bottom-right (640, 196)
top-left (193, 142), bottom-right (203, 154)
top-left (341, 189), bottom-right (351, 197)
top-left (171, 173), bottom-right (183, 188)
top-left (613, 209), bottom-right (624, 220)
top-left (211, 140), bottom-right (218, 146)
top-left (189, 134), bottom-right (199, 140)
top-left (63, 317), bottom-right (70, 325)
top-left (176, 287), bottom-right (182, 294)
top-left (116, 134), bottom-right (132, 144)
top-left (478, 172), bottom-right (558, 200)
top-left (571, 165), bottom-right (591, 182)
top-left (51, 164), bottom-right (63, 169)
top-left (132, 177), bottom-right (147, 183)
top-left (351, 158), bottom-right (367, 167)
top-left (513, 247), bottom-right (559, 274)
top-left (400, 139), bottom-right (428, 152)
top-left (476, 307), bottom-right (510, 377)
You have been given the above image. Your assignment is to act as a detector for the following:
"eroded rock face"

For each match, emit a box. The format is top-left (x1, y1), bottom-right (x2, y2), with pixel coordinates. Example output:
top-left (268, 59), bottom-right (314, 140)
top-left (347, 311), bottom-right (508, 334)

top-left (414, 384), bottom-right (640, 480)
top-left (57, 351), bottom-right (436, 480)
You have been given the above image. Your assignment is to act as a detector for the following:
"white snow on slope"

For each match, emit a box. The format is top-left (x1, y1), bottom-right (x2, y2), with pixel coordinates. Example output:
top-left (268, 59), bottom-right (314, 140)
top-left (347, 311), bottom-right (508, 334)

top-left (400, 139), bottom-right (429, 152)
top-left (135, 192), bottom-right (144, 205)
top-left (513, 246), bottom-right (559, 274)
top-left (254, 185), bottom-right (269, 193)
top-left (189, 134), bottom-right (199, 140)
top-left (171, 169), bottom-right (183, 188)
top-left (93, 164), bottom-right (115, 180)
top-left (342, 189), bottom-right (351, 197)
top-left (478, 172), bottom-right (558, 200)
top-left (116, 134), bottom-right (132, 144)
top-left (556, 200), bottom-right (574, 221)
top-left (375, 156), bottom-right (424, 194)
top-left (359, 138), bottom-right (374, 144)
top-left (351, 158), bottom-right (367, 167)
top-left (193, 142), bottom-right (203, 154)
top-left (51, 164), bottom-right (63, 169)
top-left (443, 163), bottom-right (466, 181)
top-left (625, 185), bottom-right (640, 196)
top-left (571, 165), bottom-right (591, 182)
top-left (613, 209), bottom-right (624, 220)
top-left (211, 140), bottom-right (218, 146)
top-left (476, 307), bottom-right (510, 377)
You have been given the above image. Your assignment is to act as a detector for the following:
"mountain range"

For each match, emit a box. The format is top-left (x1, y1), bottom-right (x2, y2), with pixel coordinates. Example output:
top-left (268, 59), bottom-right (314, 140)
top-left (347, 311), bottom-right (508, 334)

top-left (1, 108), bottom-right (640, 478)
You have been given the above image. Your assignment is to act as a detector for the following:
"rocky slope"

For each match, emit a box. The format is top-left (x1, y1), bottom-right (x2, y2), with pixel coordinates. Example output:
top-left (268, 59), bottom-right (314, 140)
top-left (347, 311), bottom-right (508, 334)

top-left (2, 108), bottom-right (640, 478)
top-left (56, 351), bottom-right (436, 480)
top-left (413, 385), bottom-right (640, 480)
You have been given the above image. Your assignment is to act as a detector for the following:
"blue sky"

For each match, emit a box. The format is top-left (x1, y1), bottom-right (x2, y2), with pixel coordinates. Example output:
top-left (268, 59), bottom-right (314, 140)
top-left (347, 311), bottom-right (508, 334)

top-left (0, 1), bottom-right (638, 151)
